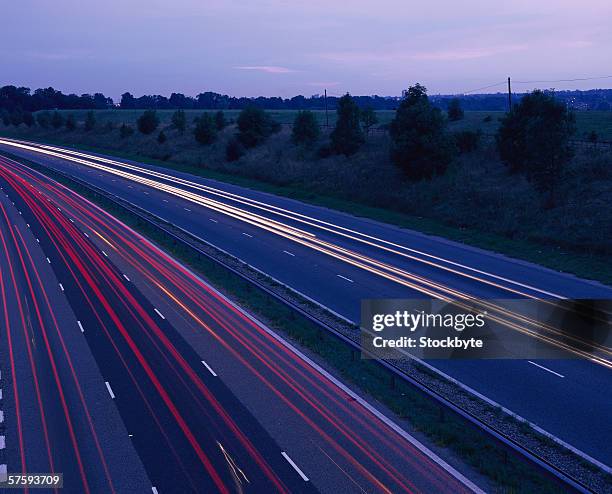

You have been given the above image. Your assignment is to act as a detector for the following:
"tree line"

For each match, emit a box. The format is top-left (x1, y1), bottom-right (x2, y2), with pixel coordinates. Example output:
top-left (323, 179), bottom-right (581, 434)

top-left (0, 84), bottom-right (578, 205)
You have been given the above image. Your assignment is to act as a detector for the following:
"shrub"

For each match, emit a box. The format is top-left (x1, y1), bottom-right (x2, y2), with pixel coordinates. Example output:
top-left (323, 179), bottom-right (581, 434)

top-left (292, 110), bottom-right (320, 145)
top-left (84, 110), bottom-right (96, 131)
top-left (316, 144), bottom-right (333, 159)
top-left (483, 115), bottom-right (493, 122)
top-left (22, 111), bottom-right (35, 127)
top-left (447, 98), bottom-right (464, 121)
top-left (330, 94), bottom-right (364, 156)
top-left (0, 109), bottom-right (9, 126)
top-left (226, 137), bottom-right (245, 161)
top-left (496, 90), bottom-right (575, 201)
top-left (194, 113), bottom-right (217, 145)
top-left (237, 107), bottom-right (280, 148)
top-left (137, 110), bottom-right (159, 134)
top-left (157, 130), bottom-right (167, 144)
top-left (586, 130), bottom-right (598, 144)
top-left (360, 107), bottom-right (378, 135)
top-left (36, 111), bottom-right (51, 128)
top-left (215, 110), bottom-right (226, 131)
top-left (171, 109), bottom-right (186, 133)
top-left (51, 111), bottom-right (64, 129)
top-left (454, 130), bottom-right (481, 153)
top-left (119, 123), bottom-right (134, 138)
top-left (65, 113), bottom-right (77, 131)
top-left (104, 121), bottom-right (114, 132)
top-left (389, 84), bottom-right (455, 179)
top-left (10, 110), bottom-right (23, 127)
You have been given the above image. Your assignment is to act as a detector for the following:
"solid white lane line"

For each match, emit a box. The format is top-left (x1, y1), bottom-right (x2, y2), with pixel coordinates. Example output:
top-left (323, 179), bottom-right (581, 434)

top-left (77, 321), bottom-right (85, 333)
top-left (102, 250), bottom-right (108, 257)
top-left (123, 274), bottom-right (131, 281)
top-left (283, 250), bottom-right (295, 257)
top-left (105, 381), bottom-right (115, 399)
top-left (154, 308), bottom-right (165, 320)
top-left (59, 283), bottom-right (65, 292)
top-left (46, 257), bottom-right (51, 263)
top-left (209, 218), bottom-right (218, 223)
top-left (281, 452), bottom-right (309, 481)
top-left (336, 274), bottom-right (354, 283)
top-left (201, 360), bottom-right (217, 377)
top-left (528, 361), bottom-right (565, 378)
top-left (242, 232), bottom-right (252, 238)
top-left (152, 487), bottom-right (159, 494)
top-left (84, 232), bottom-right (89, 238)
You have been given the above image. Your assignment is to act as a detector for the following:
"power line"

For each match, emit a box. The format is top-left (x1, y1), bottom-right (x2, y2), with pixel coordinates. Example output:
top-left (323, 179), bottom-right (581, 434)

top-left (460, 81), bottom-right (507, 95)
top-left (514, 75), bottom-right (612, 84)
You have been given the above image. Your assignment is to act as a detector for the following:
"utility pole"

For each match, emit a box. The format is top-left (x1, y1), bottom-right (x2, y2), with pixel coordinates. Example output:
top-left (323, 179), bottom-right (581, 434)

top-left (324, 89), bottom-right (329, 128)
top-left (507, 77), bottom-right (512, 112)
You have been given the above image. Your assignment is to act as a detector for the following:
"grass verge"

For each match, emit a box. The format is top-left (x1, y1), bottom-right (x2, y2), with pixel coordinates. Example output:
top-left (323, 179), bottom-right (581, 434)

top-left (8, 151), bottom-right (573, 494)
top-left (1, 131), bottom-right (610, 285)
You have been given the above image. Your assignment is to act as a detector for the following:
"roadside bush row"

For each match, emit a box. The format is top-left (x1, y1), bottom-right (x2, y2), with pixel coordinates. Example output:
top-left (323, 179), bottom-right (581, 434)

top-left (1, 87), bottom-right (579, 201)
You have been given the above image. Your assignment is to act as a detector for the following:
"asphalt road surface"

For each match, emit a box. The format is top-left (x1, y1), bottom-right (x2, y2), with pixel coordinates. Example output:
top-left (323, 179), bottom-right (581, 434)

top-left (0, 152), bottom-right (480, 493)
top-left (0, 138), bottom-right (610, 467)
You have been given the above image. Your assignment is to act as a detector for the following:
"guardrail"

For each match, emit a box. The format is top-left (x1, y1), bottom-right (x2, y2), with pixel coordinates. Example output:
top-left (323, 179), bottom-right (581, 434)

top-left (25, 160), bottom-right (598, 493)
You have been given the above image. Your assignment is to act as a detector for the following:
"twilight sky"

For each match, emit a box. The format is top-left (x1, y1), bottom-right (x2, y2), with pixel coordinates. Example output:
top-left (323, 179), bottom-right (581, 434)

top-left (2, 0), bottom-right (611, 100)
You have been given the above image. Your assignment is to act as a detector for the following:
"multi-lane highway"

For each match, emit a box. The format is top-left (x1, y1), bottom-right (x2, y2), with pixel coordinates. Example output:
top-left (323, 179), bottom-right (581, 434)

top-left (0, 138), bottom-right (609, 469)
top-left (0, 153), bottom-right (480, 492)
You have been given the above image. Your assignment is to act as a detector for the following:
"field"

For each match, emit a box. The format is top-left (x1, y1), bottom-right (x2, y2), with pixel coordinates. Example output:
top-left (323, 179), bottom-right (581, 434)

top-left (47, 109), bottom-right (612, 140)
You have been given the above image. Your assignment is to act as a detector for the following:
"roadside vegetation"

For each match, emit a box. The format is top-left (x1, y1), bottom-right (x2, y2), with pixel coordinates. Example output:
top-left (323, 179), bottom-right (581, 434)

top-left (1, 88), bottom-right (611, 283)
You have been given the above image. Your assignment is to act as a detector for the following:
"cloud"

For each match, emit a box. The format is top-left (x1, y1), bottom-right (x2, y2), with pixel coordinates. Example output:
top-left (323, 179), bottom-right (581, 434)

top-left (234, 65), bottom-right (296, 73)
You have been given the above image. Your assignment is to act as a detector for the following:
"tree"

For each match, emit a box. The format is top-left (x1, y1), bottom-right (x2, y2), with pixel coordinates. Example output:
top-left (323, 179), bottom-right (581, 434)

top-left (22, 111), bottom-right (35, 127)
top-left (119, 123), bottom-right (134, 138)
top-left (137, 110), bottom-right (159, 134)
top-left (157, 130), bottom-right (167, 144)
top-left (236, 107), bottom-right (280, 148)
top-left (330, 94), bottom-right (364, 156)
top-left (389, 84), bottom-right (455, 180)
top-left (360, 107), bottom-right (378, 135)
top-left (0, 109), bottom-right (10, 126)
top-left (496, 90), bottom-right (575, 203)
top-left (65, 113), bottom-right (77, 131)
top-left (226, 137), bottom-right (245, 162)
top-left (214, 110), bottom-right (226, 131)
top-left (171, 109), bottom-right (186, 132)
top-left (84, 110), bottom-right (96, 131)
top-left (51, 111), bottom-right (64, 129)
top-left (292, 110), bottom-right (320, 145)
top-left (447, 98), bottom-right (464, 121)
top-left (36, 111), bottom-right (51, 128)
top-left (10, 110), bottom-right (23, 127)
top-left (194, 113), bottom-right (217, 145)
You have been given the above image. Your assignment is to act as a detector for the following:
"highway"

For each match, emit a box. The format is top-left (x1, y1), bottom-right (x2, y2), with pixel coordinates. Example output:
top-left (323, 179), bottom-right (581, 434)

top-left (0, 153), bottom-right (480, 493)
top-left (0, 139), bottom-right (609, 468)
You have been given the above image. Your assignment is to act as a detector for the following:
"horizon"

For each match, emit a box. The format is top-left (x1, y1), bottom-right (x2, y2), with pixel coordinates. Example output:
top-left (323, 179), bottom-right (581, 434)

top-left (2, 1), bottom-right (612, 101)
